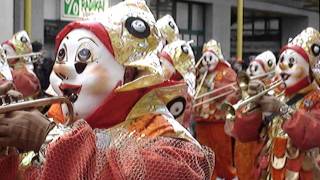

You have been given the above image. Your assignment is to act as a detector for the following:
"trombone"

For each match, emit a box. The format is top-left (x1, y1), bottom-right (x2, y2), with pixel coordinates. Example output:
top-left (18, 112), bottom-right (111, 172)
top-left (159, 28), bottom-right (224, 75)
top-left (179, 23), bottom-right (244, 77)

top-left (193, 71), bottom-right (275, 108)
top-left (6, 52), bottom-right (44, 64)
top-left (221, 79), bottom-right (283, 121)
top-left (0, 96), bottom-right (74, 125)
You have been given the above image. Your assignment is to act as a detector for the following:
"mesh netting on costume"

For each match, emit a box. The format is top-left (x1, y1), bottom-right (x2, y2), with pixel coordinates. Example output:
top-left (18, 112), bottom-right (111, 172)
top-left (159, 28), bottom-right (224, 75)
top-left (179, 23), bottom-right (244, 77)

top-left (18, 120), bottom-right (215, 180)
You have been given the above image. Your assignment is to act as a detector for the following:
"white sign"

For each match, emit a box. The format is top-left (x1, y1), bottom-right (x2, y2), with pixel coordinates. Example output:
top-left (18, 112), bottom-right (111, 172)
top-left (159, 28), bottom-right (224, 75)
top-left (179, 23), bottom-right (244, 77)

top-left (61, 0), bottom-right (109, 21)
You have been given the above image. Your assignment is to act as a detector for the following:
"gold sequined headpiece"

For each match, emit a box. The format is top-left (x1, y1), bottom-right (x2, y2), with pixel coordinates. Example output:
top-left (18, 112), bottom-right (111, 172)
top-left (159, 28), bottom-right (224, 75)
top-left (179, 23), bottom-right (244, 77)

top-left (87, 0), bottom-right (165, 91)
top-left (202, 39), bottom-right (224, 60)
top-left (161, 40), bottom-right (196, 96)
top-left (3, 30), bottom-right (32, 55)
top-left (156, 15), bottom-right (179, 44)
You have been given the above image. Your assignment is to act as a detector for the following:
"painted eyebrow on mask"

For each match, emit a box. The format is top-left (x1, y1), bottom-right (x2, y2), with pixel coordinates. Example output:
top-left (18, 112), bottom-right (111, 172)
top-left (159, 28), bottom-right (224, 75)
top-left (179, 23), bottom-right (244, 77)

top-left (78, 37), bottom-right (99, 46)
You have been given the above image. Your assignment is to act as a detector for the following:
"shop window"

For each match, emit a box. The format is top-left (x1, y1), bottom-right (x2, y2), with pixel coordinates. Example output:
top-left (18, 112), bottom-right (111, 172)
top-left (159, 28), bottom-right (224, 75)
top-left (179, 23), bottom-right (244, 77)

top-left (231, 8), bottom-right (281, 63)
top-left (149, 0), bottom-right (206, 59)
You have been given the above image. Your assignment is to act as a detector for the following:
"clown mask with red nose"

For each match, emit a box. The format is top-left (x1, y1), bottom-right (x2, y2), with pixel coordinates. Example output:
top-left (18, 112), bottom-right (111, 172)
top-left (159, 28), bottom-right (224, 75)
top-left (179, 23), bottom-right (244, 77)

top-left (276, 27), bottom-right (320, 96)
top-left (49, 0), bottom-right (163, 128)
top-left (51, 28), bottom-right (124, 119)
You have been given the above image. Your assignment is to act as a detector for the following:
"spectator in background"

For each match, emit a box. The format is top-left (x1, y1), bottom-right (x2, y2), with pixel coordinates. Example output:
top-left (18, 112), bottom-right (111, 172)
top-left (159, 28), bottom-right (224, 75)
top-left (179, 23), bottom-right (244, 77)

top-left (31, 41), bottom-right (54, 92)
top-left (228, 56), bottom-right (243, 73)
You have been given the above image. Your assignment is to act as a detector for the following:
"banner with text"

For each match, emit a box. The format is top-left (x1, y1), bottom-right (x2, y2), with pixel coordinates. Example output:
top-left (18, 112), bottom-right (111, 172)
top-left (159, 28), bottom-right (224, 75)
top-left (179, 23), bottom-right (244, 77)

top-left (61, 0), bottom-right (109, 21)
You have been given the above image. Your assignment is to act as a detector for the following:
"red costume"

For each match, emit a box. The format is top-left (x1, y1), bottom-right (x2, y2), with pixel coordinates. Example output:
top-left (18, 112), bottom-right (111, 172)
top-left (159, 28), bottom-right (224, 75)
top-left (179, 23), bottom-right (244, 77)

top-left (194, 40), bottom-right (238, 180)
top-left (235, 50), bottom-right (277, 180)
top-left (2, 31), bottom-right (40, 97)
top-left (0, 1), bottom-right (214, 179)
top-left (228, 27), bottom-right (320, 179)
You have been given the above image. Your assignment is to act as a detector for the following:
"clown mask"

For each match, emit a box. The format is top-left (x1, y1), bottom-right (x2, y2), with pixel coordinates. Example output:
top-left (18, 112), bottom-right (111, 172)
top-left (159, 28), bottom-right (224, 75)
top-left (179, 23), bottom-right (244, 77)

top-left (51, 28), bottom-right (124, 119)
top-left (200, 40), bottom-right (224, 72)
top-left (2, 31), bottom-right (34, 71)
top-left (160, 40), bottom-right (195, 93)
top-left (246, 50), bottom-right (276, 77)
top-left (277, 49), bottom-right (310, 89)
top-left (156, 15), bottom-right (179, 45)
top-left (159, 40), bottom-right (196, 126)
top-left (200, 51), bottom-right (219, 72)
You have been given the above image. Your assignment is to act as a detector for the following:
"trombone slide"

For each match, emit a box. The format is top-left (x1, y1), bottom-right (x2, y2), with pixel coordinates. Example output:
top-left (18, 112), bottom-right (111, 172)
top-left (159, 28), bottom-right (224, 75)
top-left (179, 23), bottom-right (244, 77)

top-left (6, 52), bottom-right (43, 60)
top-left (195, 82), bottom-right (237, 100)
top-left (193, 89), bottom-right (235, 108)
top-left (195, 70), bottom-right (208, 99)
top-left (221, 79), bottom-right (283, 121)
top-left (0, 96), bottom-right (74, 125)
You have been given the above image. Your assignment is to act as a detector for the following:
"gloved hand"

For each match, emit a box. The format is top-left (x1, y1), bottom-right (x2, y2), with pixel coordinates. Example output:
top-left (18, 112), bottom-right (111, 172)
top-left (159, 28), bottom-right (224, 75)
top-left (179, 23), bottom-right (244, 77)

top-left (247, 79), bottom-right (265, 96)
top-left (0, 110), bottom-right (55, 152)
top-left (257, 95), bottom-right (283, 113)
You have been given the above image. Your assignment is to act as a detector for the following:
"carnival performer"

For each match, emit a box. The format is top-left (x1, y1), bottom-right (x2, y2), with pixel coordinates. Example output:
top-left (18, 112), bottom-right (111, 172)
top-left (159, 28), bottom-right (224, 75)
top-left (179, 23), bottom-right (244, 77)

top-left (159, 40), bottom-right (196, 128)
top-left (0, 46), bottom-right (23, 99)
top-left (156, 14), bottom-right (179, 46)
top-left (2, 31), bottom-right (40, 98)
top-left (246, 51), bottom-right (276, 80)
top-left (234, 50), bottom-right (277, 180)
top-left (0, 1), bottom-right (214, 179)
top-left (194, 39), bottom-right (238, 180)
top-left (227, 27), bottom-right (320, 179)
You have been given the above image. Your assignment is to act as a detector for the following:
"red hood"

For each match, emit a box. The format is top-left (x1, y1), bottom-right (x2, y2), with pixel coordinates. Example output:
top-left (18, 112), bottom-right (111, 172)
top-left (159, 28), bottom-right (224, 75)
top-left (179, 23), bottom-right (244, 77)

top-left (55, 21), bottom-right (114, 57)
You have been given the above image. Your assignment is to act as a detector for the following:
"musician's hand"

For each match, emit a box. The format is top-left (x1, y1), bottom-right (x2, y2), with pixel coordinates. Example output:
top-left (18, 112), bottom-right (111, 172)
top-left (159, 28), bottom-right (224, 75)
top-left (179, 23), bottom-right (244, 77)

top-left (7, 90), bottom-right (23, 100)
top-left (0, 82), bottom-right (14, 95)
top-left (205, 79), bottom-right (213, 89)
top-left (258, 95), bottom-right (283, 113)
top-left (0, 110), bottom-right (55, 152)
top-left (248, 80), bottom-right (265, 96)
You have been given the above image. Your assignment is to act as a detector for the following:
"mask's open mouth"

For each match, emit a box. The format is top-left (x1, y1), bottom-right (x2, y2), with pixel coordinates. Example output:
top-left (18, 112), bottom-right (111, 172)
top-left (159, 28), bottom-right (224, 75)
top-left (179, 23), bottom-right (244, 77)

top-left (59, 83), bottom-right (82, 103)
top-left (280, 73), bottom-right (290, 81)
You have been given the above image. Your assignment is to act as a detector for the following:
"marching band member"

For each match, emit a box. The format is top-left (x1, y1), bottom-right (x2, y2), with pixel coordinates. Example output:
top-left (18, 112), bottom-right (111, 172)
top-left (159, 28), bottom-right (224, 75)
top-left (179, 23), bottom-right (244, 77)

top-left (227, 27), bottom-right (320, 179)
top-left (235, 50), bottom-right (277, 180)
top-left (2, 31), bottom-right (40, 98)
top-left (156, 14), bottom-right (179, 47)
top-left (246, 50), bottom-right (276, 82)
top-left (0, 1), bottom-right (214, 179)
top-left (159, 40), bottom-right (196, 128)
top-left (0, 46), bottom-right (23, 100)
top-left (194, 39), bottom-right (238, 180)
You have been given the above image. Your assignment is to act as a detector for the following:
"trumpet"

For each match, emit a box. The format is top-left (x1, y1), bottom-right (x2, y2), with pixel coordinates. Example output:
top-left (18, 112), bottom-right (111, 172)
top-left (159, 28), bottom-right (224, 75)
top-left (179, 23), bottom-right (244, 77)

top-left (193, 71), bottom-right (275, 107)
top-left (221, 79), bottom-right (283, 121)
top-left (6, 52), bottom-right (44, 63)
top-left (0, 96), bottom-right (74, 125)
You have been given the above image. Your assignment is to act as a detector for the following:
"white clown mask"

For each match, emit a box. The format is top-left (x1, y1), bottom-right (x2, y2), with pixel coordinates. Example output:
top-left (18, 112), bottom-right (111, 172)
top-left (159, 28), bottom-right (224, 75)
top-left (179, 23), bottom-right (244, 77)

top-left (51, 28), bottom-right (124, 119)
top-left (246, 50), bottom-right (276, 77)
top-left (276, 49), bottom-right (310, 89)
top-left (200, 39), bottom-right (225, 72)
top-left (200, 51), bottom-right (219, 71)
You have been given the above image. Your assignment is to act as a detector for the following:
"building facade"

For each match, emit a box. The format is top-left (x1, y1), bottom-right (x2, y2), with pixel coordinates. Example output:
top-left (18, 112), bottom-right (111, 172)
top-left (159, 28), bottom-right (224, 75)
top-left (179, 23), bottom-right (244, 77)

top-left (0, 0), bottom-right (319, 61)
